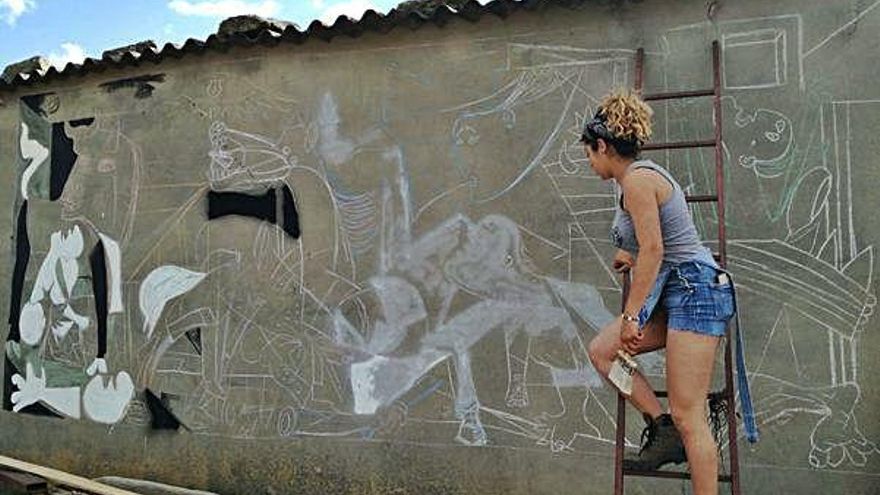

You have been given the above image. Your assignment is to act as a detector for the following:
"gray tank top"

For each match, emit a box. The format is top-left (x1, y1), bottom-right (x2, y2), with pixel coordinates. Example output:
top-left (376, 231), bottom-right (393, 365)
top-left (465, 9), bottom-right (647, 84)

top-left (610, 160), bottom-right (716, 266)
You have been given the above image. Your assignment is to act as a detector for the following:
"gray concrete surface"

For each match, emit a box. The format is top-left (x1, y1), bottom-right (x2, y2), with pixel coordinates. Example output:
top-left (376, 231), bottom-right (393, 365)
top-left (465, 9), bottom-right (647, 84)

top-left (0, 1), bottom-right (878, 493)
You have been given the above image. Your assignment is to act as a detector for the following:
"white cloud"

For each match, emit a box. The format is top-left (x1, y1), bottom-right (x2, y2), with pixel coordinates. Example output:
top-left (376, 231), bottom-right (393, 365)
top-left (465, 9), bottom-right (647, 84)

top-left (1, 0), bottom-right (35, 25)
top-left (47, 43), bottom-right (86, 69)
top-left (318, 0), bottom-right (379, 24)
top-left (168, 0), bottom-right (279, 18)
top-left (311, 0), bottom-right (324, 8)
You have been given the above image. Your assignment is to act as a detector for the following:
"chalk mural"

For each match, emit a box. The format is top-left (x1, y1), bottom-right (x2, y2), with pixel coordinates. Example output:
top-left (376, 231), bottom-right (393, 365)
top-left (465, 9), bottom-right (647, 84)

top-left (3, 6), bottom-right (878, 477)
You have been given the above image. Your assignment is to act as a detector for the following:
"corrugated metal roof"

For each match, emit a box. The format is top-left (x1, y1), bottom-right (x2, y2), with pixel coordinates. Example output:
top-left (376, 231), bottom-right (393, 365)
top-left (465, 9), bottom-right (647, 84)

top-left (0, 0), bottom-right (594, 93)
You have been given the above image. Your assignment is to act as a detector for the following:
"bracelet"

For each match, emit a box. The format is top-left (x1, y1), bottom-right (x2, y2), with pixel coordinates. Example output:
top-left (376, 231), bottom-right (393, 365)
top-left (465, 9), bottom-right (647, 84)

top-left (622, 313), bottom-right (639, 323)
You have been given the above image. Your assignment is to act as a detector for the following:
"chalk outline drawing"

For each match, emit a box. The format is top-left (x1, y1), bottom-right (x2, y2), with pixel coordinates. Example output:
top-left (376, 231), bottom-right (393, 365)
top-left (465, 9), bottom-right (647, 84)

top-left (3, 6), bottom-right (879, 476)
top-left (656, 12), bottom-right (879, 471)
top-left (722, 28), bottom-right (788, 90)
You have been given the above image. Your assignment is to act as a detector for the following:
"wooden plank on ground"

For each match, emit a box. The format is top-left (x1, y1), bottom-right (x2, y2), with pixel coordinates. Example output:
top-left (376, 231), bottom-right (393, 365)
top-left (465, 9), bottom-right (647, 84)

top-left (0, 467), bottom-right (48, 493)
top-left (0, 455), bottom-right (140, 495)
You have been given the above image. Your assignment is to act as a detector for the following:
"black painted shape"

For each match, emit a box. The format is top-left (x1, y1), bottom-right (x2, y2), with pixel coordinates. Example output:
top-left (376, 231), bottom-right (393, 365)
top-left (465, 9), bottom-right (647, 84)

top-left (88, 241), bottom-right (108, 359)
top-left (13, 402), bottom-right (65, 418)
top-left (2, 359), bottom-right (15, 412)
top-left (207, 188), bottom-right (277, 224)
top-left (69, 117), bottom-right (95, 128)
top-left (7, 202), bottom-right (29, 331)
top-left (280, 185), bottom-right (301, 239)
top-left (49, 122), bottom-right (77, 201)
top-left (99, 74), bottom-right (166, 99)
top-left (4, 202), bottom-right (29, 412)
top-left (184, 328), bottom-right (202, 356)
top-left (20, 94), bottom-right (50, 117)
top-left (144, 388), bottom-right (183, 431)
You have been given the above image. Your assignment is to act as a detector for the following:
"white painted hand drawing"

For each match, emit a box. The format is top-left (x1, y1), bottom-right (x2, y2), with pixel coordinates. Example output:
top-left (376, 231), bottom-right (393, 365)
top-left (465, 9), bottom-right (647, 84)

top-left (11, 362), bottom-right (81, 418)
top-left (86, 357), bottom-right (109, 376)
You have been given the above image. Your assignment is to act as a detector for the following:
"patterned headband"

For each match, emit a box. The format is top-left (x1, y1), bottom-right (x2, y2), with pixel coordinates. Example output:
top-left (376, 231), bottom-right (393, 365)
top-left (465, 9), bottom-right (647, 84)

top-left (580, 111), bottom-right (640, 145)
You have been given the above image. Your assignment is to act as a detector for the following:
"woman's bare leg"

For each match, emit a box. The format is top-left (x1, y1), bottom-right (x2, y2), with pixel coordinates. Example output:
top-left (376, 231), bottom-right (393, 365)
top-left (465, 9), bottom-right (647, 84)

top-left (666, 330), bottom-right (720, 495)
top-left (587, 313), bottom-right (668, 418)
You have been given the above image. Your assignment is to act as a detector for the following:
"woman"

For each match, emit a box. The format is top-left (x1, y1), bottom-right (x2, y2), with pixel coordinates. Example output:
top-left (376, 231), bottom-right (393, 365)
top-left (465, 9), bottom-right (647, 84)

top-left (583, 91), bottom-right (736, 495)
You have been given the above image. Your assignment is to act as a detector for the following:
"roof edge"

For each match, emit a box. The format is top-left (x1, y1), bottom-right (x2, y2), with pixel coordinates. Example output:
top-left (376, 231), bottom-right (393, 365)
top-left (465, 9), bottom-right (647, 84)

top-left (0, 0), bottom-right (604, 93)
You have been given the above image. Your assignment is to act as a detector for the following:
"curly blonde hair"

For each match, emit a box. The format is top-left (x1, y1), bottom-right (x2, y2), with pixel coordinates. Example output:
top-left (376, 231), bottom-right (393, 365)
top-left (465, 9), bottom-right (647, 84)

top-left (598, 90), bottom-right (653, 144)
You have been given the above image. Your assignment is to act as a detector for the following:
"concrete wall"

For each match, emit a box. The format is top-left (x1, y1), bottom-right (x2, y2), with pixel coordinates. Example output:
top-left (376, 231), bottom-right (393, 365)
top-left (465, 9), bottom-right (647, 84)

top-left (1, 1), bottom-right (878, 493)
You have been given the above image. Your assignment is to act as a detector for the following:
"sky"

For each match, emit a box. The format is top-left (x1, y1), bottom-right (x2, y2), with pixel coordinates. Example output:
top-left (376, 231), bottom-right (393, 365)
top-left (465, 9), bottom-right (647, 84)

top-left (0, 0), bottom-right (416, 71)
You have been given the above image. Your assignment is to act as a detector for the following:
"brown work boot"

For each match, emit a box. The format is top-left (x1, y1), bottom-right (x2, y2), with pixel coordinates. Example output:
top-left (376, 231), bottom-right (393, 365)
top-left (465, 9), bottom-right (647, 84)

top-left (623, 414), bottom-right (687, 471)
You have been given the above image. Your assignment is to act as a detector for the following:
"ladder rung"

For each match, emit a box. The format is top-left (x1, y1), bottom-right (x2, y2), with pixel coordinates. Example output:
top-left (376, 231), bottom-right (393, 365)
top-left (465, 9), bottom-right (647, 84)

top-left (652, 390), bottom-right (729, 400)
top-left (623, 468), bottom-right (733, 483)
top-left (643, 139), bottom-right (716, 151)
top-left (643, 88), bottom-right (715, 101)
top-left (686, 194), bottom-right (718, 203)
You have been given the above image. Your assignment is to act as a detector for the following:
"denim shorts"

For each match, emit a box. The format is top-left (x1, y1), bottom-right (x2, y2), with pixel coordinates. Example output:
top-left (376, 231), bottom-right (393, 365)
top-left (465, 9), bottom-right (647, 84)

top-left (637, 261), bottom-right (736, 337)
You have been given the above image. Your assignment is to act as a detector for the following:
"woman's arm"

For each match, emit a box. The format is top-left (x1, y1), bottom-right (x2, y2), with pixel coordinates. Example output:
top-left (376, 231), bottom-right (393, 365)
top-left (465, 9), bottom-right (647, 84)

top-left (619, 172), bottom-right (664, 349)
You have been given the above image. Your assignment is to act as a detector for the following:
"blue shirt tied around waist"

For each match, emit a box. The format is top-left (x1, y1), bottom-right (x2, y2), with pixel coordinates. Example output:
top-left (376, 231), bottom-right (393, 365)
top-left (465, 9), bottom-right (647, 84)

top-left (611, 160), bottom-right (759, 443)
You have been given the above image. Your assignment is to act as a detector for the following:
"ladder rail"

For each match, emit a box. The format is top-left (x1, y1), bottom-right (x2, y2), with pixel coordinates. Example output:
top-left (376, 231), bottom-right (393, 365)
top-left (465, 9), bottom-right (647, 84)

top-left (612, 46), bottom-right (645, 495)
top-left (713, 40), bottom-right (728, 269)
top-left (613, 273), bottom-right (631, 495)
top-left (713, 39), bottom-right (741, 495)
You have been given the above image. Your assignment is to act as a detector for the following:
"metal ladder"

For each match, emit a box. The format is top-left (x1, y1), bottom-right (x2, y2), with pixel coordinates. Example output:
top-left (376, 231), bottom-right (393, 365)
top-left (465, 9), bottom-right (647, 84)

top-left (612, 40), bottom-right (742, 495)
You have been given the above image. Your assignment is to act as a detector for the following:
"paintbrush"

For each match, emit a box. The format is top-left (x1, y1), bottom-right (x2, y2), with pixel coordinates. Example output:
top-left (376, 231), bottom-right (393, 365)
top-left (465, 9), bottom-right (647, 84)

top-left (608, 349), bottom-right (638, 395)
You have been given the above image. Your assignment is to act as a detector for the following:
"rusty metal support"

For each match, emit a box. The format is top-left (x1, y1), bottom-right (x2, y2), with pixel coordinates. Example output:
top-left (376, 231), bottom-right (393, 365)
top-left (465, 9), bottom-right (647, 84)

top-left (614, 271), bottom-right (631, 495)
top-left (611, 40), bottom-right (741, 495)
top-left (642, 139), bottom-right (716, 151)
top-left (643, 88), bottom-right (714, 101)
top-left (613, 45), bottom-right (646, 495)
top-left (685, 194), bottom-right (719, 203)
top-left (634, 48), bottom-right (644, 94)
top-left (624, 469), bottom-right (733, 482)
top-left (713, 40), bottom-right (727, 269)
top-left (712, 39), bottom-right (741, 495)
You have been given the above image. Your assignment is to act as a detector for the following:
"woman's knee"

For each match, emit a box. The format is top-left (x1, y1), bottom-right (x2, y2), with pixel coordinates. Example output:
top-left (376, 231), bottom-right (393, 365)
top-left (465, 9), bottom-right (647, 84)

top-left (669, 403), bottom-right (707, 439)
top-left (587, 328), bottom-right (616, 367)
top-left (587, 336), bottom-right (604, 366)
